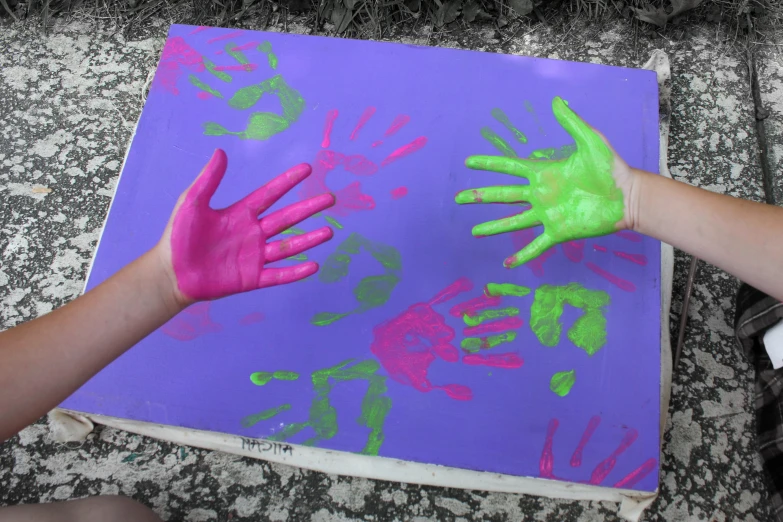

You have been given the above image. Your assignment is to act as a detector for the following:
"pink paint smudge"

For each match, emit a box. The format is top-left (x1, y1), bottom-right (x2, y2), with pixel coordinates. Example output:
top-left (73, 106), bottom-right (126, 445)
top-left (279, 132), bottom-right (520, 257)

top-left (239, 312), bottom-right (265, 325)
top-left (213, 63), bottom-right (258, 72)
top-left (593, 244), bottom-right (608, 252)
top-left (349, 107), bottom-right (376, 141)
top-left (370, 278), bottom-right (474, 401)
top-left (588, 429), bottom-right (639, 485)
top-left (381, 137), bottom-right (427, 167)
top-left (161, 302), bottom-right (223, 341)
top-left (390, 187), bottom-right (408, 200)
top-left (384, 114), bottom-right (411, 137)
top-left (540, 418), bottom-right (559, 479)
top-left (585, 262), bottom-right (636, 292)
top-left (613, 251), bottom-right (648, 266)
top-left (196, 91), bottom-right (212, 100)
top-left (371, 140), bottom-right (383, 148)
top-left (231, 41), bottom-right (260, 51)
top-left (189, 26), bottom-right (210, 34)
top-left (321, 110), bottom-right (339, 148)
top-left (511, 228), bottom-right (556, 277)
top-left (570, 416), bottom-right (600, 467)
top-left (448, 294), bottom-right (501, 319)
top-left (299, 150), bottom-right (377, 217)
top-left (616, 230), bottom-right (643, 242)
top-left (562, 240), bottom-right (585, 263)
top-left (463, 316), bottom-right (523, 337)
top-left (613, 458), bottom-right (658, 489)
top-left (462, 353), bottom-right (523, 368)
top-left (206, 30), bottom-right (244, 44)
top-left (153, 36), bottom-right (205, 95)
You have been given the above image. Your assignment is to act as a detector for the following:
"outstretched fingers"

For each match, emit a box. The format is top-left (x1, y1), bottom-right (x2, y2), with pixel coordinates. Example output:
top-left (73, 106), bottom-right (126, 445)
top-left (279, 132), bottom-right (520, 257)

top-left (504, 233), bottom-right (555, 268)
top-left (472, 210), bottom-right (540, 237)
top-left (243, 163), bottom-right (313, 214)
top-left (264, 226), bottom-right (333, 263)
top-left (455, 185), bottom-right (532, 205)
top-left (258, 262), bottom-right (320, 288)
top-left (260, 193), bottom-right (336, 237)
top-left (465, 155), bottom-right (551, 180)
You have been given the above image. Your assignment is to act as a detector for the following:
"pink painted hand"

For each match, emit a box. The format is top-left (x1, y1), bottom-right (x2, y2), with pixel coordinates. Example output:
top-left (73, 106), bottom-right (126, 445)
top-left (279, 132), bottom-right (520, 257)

top-left (160, 149), bottom-right (336, 303)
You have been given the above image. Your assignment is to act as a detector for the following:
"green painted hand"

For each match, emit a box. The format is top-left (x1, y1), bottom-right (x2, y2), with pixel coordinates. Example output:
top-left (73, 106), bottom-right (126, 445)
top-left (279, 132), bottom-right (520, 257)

top-left (456, 97), bottom-right (636, 269)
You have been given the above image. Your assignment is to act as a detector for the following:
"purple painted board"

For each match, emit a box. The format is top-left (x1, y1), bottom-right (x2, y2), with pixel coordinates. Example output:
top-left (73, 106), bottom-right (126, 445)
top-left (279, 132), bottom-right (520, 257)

top-left (63, 25), bottom-right (661, 491)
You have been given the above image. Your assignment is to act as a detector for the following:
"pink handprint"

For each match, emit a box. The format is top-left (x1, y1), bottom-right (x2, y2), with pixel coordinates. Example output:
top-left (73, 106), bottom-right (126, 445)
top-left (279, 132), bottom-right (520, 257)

top-left (512, 227), bottom-right (647, 292)
top-left (370, 278), bottom-right (525, 401)
top-left (167, 149), bottom-right (336, 302)
top-left (299, 107), bottom-right (427, 217)
top-left (539, 415), bottom-right (657, 489)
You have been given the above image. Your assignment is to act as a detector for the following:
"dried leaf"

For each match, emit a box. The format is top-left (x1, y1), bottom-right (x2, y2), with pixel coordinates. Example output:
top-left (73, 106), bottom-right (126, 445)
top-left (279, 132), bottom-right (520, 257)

top-left (331, 3), bottom-right (352, 32)
top-left (634, 0), bottom-right (702, 27)
top-left (462, 0), bottom-right (480, 22)
top-left (670, 0), bottom-right (702, 17)
top-left (509, 0), bottom-right (533, 16)
top-left (633, 6), bottom-right (668, 27)
top-left (343, 0), bottom-right (357, 11)
top-left (436, 0), bottom-right (462, 26)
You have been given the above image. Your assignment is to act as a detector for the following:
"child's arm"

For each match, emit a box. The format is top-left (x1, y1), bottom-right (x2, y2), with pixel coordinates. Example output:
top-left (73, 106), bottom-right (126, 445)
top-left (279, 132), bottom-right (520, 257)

top-left (0, 150), bottom-right (336, 442)
top-left (456, 97), bottom-right (783, 302)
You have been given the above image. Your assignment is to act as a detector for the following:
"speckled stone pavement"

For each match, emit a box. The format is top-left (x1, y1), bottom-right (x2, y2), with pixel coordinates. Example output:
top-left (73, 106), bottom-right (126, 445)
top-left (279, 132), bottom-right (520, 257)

top-left (0, 14), bottom-right (779, 522)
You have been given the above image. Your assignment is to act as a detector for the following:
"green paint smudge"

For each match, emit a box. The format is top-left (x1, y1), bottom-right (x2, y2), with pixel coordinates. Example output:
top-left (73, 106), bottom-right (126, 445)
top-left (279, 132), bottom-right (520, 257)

top-left (268, 359), bottom-right (391, 455)
top-left (311, 311), bottom-right (350, 326)
top-left (241, 403), bottom-right (291, 428)
top-left (282, 227), bottom-right (306, 235)
top-left (204, 75), bottom-right (304, 141)
top-left (530, 283), bottom-right (610, 356)
top-left (179, 448), bottom-right (188, 460)
top-left (122, 453), bottom-right (139, 462)
top-left (463, 307), bottom-right (520, 327)
top-left (491, 107), bottom-right (527, 144)
top-left (258, 41), bottom-right (278, 69)
top-left (250, 370), bottom-right (299, 385)
top-left (324, 216), bottom-right (343, 229)
top-left (550, 369), bottom-right (576, 396)
top-left (311, 233), bottom-right (401, 326)
top-left (484, 283), bottom-right (531, 297)
top-left (204, 58), bottom-right (231, 82)
top-left (225, 42), bottom-right (249, 65)
top-left (188, 74), bottom-right (223, 98)
top-left (524, 100), bottom-right (535, 113)
top-left (288, 253), bottom-right (308, 261)
top-left (460, 331), bottom-right (517, 353)
top-left (481, 127), bottom-right (517, 158)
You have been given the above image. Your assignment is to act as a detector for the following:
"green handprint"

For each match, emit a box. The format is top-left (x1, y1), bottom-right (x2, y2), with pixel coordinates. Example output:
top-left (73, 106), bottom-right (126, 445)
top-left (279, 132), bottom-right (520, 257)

top-left (184, 39), bottom-right (303, 141)
top-left (456, 97), bottom-right (628, 268)
top-left (267, 359), bottom-right (391, 456)
top-left (529, 283), bottom-right (610, 356)
top-left (311, 233), bottom-right (402, 326)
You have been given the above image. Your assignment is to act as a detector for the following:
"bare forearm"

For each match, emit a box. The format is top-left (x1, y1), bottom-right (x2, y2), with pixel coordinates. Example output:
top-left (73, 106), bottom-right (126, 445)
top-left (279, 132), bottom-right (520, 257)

top-left (633, 170), bottom-right (783, 301)
top-left (0, 248), bottom-right (184, 441)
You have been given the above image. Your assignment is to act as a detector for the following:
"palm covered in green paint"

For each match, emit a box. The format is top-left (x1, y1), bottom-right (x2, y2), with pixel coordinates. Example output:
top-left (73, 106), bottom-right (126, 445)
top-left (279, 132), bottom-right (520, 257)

top-left (456, 97), bottom-right (635, 269)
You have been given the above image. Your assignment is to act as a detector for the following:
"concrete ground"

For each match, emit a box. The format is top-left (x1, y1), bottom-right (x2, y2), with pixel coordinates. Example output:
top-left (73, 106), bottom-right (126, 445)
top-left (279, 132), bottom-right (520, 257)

top-left (0, 11), bottom-right (779, 522)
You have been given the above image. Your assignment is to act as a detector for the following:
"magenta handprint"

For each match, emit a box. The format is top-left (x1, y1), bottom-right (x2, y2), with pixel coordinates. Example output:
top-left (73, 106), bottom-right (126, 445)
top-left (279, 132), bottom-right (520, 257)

top-left (298, 107), bottom-right (427, 217)
top-left (370, 278), bottom-right (527, 401)
top-left (539, 415), bottom-right (657, 489)
top-left (153, 30), bottom-right (303, 141)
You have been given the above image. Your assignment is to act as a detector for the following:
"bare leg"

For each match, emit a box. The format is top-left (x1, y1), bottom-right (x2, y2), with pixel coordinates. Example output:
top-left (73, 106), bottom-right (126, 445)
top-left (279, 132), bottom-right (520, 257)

top-left (0, 496), bottom-right (161, 522)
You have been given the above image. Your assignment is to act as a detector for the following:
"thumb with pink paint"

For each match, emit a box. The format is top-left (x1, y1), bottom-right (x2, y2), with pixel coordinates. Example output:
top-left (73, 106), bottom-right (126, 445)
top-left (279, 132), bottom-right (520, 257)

top-left (155, 149), bottom-right (337, 306)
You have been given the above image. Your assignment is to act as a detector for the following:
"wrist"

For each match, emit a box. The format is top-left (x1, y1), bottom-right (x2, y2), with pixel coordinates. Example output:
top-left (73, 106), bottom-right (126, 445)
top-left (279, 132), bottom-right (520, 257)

top-left (139, 246), bottom-right (190, 316)
top-left (620, 167), bottom-right (646, 233)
